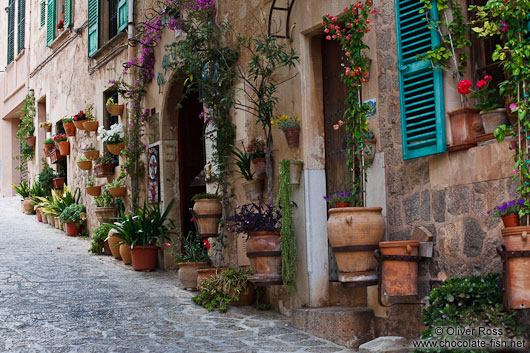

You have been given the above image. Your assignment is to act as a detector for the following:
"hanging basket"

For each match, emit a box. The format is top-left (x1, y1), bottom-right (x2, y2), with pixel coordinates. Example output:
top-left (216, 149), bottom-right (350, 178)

top-left (77, 160), bottom-right (92, 170)
top-left (106, 104), bottom-right (125, 116)
top-left (25, 136), bottom-right (36, 147)
top-left (107, 143), bottom-right (125, 155)
top-left (108, 186), bottom-right (126, 198)
top-left (83, 121), bottom-right (99, 131)
top-left (85, 186), bottom-right (102, 196)
top-left (73, 120), bottom-right (86, 130)
top-left (84, 149), bottom-right (100, 161)
top-left (282, 126), bottom-right (300, 148)
top-left (94, 163), bottom-right (115, 177)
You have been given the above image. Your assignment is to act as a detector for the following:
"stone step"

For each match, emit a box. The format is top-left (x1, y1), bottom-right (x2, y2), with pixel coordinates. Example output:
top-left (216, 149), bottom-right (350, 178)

top-left (358, 336), bottom-right (412, 353)
top-left (329, 281), bottom-right (368, 307)
top-left (291, 306), bottom-right (374, 349)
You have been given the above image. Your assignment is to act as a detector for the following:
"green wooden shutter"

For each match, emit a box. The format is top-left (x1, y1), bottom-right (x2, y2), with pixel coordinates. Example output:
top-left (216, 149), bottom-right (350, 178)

top-left (17, 0), bottom-right (25, 54)
top-left (64, 0), bottom-right (71, 28)
top-left (46, 0), bottom-right (56, 46)
top-left (7, 0), bottom-right (15, 64)
top-left (117, 0), bottom-right (128, 32)
top-left (395, 0), bottom-right (445, 160)
top-left (88, 0), bottom-right (99, 57)
top-left (39, 0), bottom-right (45, 28)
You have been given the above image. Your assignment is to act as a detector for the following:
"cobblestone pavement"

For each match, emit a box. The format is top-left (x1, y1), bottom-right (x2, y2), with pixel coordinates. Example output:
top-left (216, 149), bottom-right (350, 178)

top-left (0, 196), bottom-right (353, 353)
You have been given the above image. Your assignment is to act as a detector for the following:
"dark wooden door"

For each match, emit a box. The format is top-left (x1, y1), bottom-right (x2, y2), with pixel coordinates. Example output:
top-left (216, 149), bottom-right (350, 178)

top-left (322, 37), bottom-right (349, 281)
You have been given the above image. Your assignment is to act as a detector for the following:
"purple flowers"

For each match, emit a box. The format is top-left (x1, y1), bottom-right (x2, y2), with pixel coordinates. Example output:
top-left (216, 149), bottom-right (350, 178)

top-left (229, 203), bottom-right (282, 234)
top-left (488, 199), bottom-right (524, 218)
top-left (323, 190), bottom-right (358, 205)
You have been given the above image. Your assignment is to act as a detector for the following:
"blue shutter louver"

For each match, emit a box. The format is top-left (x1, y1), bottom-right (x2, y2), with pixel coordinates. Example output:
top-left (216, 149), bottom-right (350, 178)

top-left (7, 0), bottom-right (15, 64)
top-left (17, 0), bottom-right (25, 54)
top-left (117, 0), bottom-right (128, 33)
top-left (46, 0), bottom-right (56, 46)
top-left (88, 0), bottom-right (99, 57)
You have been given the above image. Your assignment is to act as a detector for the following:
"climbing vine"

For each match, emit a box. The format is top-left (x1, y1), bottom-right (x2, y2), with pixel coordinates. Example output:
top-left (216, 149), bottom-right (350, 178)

top-left (15, 94), bottom-right (36, 172)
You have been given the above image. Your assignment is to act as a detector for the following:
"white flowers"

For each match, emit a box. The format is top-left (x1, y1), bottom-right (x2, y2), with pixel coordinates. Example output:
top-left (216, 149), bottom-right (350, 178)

top-left (97, 123), bottom-right (125, 144)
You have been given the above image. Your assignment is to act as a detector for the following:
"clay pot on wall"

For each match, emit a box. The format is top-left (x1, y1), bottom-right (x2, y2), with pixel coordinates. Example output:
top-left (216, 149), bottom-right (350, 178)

top-left (53, 177), bottom-right (65, 189)
top-left (192, 198), bottom-right (222, 238)
top-left (501, 214), bottom-right (520, 228)
top-left (57, 141), bottom-right (70, 156)
top-left (43, 143), bottom-right (54, 156)
top-left (63, 122), bottom-right (76, 137)
top-left (83, 121), bottom-right (99, 131)
top-left (480, 108), bottom-right (509, 134)
top-left (178, 262), bottom-right (209, 290)
top-left (25, 136), bottom-right (36, 147)
top-left (119, 245), bottom-right (132, 265)
top-left (246, 231), bottom-right (282, 283)
top-left (379, 240), bottom-right (419, 296)
top-left (107, 230), bottom-right (123, 259)
top-left (448, 107), bottom-right (484, 146)
top-left (251, 157), bottom-right (266, 179)
top-left (43, 125), bottom-right (51, 133)
top-left (84, 150), bottom-right (100, 161)
top-left (289, 160), bottom-right (303, 185)
top-left (95, 207), bottom-right (116, 224)
top-left (107, 143), bottom-right (125, 156)
top-left (85, 186), bottom-right (101, 197)
top-left (108, 186), bottom-right (126, 198)
top-left (106, 104), bottom-right (124, 116)
top-left (242, 179), bottom-right (263, 201)
top-left (77, 160), bottom-right (92, 170)
top-left (327, 207), bottom-right (385, 284)
top-left (130, 245), bottom-right (158, 271)
top-left (73, 120), bottom-right (86, 130)
top-left (282, 126), bottom-right (300, 148)
top-left (65, 222), bottom-right (82, 237)
top-left (94, 163), bottom-right (115, 177)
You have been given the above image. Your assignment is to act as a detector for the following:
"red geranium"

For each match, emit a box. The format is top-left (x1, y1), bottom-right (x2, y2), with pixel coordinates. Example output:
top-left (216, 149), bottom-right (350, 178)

top-left (53, 134), bottom-right (67, 142)
top-left (457, 79), bottom-right (472, 95)
top-left (202, 239), bottom-right (211, 250)
top-left (73, 110), bottom-right (86, 121)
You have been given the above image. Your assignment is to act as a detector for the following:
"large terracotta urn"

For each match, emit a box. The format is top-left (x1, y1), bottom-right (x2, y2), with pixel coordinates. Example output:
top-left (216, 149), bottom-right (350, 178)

top-left (107, 229), bottom-right (122, 259)
top-left (95, 207), bottom-right (117, 224)
top-left (130, 245), bottom-right (158, 271)
top-left (246, 231), bottom-right (282, 283)
top-left (327, 207), bottom-right (385, 284)
top-left (192, 199), bottom-right (222, 238)
top-left (178, 262), bottom-right (209, 290)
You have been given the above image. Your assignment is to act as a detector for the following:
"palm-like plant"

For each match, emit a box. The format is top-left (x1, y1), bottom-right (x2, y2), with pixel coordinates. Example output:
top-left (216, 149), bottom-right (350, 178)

top-left (230, 143), bottom-right (254, 181)
top-left (12, 181), bottom-right (30, 199)
top-left (29, 181), bottom-right (48, 203)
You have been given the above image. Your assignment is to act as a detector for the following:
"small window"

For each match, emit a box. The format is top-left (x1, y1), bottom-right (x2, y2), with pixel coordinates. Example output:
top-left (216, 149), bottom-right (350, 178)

top-left (108, 0), bottom-right (118, 40)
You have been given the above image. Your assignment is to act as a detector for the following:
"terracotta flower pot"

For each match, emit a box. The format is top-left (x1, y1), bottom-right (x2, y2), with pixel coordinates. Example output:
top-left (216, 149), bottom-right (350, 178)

top-left (84, 149), bottom-right (100, 161)
top-left (103, 240), bottom-right (112, 255)
top-left (480, 108), bottom-right (509, 134)
top-left (83, 121), bottom-right (99, 131)
top-left (107, 231), bottom-right (122, 259)
top-left (502, 214), bottom-right (520, 228)
top-left (77, 160), bottom-right (92, 170)
top-left (119, 244), bottom-right (132, 265)
top-left (53, 177), bottom-right (65, 189)
top-left (448, 107), bottom-right (483, 146)
top-left (47, 214), bottom-right (54, 225)
top-left (107, 143), bottom-right (125, 155)
top-left (334, 202), bottom-right (350, 208)
top-left (63, 122), bottom-right (76, 137)
top-left (192, 199), bottom-right (222, 238)
top-left (94, 163), bottom-right (115, 177)
top-left (130, 245), bottom-right (158, 271)
top-left (25, 136), bottom-right (36, 147)
top-left (42, 213), bottom-right (48, 224)
top-left (247, 231), bottom-right (282, 282)
top-left (106, 104), bottom-right (124, 116)
top-left (231, 282), bottom-right (256, 306)
top-left (36, 208), bottom-right (43, 222)
top-left (85, 186), bottom-right (101, 196)
top-left (289, 160), bottom-right (303, 185)
top-left (197, 267), bottom-right (227, 289)
top-left (54, 217), bottom-right (60, 229)
top-left (251, 157), bottom-right (266, 179)
top-left (43, 144), bottom-right (54, 156)
top-left (500, 226), bottom-right (530, 309)
top-left (379, 240), bottom-right (419, 296)
top-left (327, 207), bottom-right (385, 284)
top-left (57, 140), bottom-right (70, 156)
top-left (73, 120), bottom-right (86, 130)
top-left (43, 125), bottom-right (51, 133)
top-left (95, 207), bottom-right (117, 224)
top-left (23, 198), bottom-right (35, 214)
top-left (242, 179), bottom-right (263, 201)
top-left (178, 262), bottom-right (209, 290)
top-left (109, 186), bottom-right (126, 198)
top-left (282, 126), bottom-right (300, 148)
top-left (65, 222), bottom-right (82, 236)
top-left (48, 147), bottom-right (65, 163)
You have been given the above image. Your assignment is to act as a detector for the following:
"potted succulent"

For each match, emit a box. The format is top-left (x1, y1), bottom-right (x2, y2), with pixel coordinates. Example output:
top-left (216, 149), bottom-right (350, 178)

top-left (108, 200), bottom-right (176, 271)
top-left (83, 145), bottom-right (100, 161)
top-left (73, 110), bottom-right (87, 130)
top-left (59, 203), bottom-right (86, 237)
top-left (105, 97), bottom-right (124, 116)
top-left (94, 154), bottom-right (115, 178)
top-left (247, 138), bottom-right (267, 179)
top-left (62, 116), bottom-right (76, 137)
top-left (108, 175), bottom-right (126, 198)
top-left (324, 190), bottom-right (357, 208)
top-left (77, 155), bottom-right (92, 170)
top-left (191, 193), bottom-right (222, 238)
top-left (85, 176), bottom-right (101, 196)
top-left (271, 114), bottom-right (301, 148)
top-left (488, 199), bottom-right (524, 228)
top-left (97, 123), bottom-right (125, 155)
top-left (82, 105), bottom-right (99, 131)
top-left (94, 187), bottom-right (116, 224)
top-left (89, 224), bottom-right (113, 255)
top-left (54, 134), bottom-right (70, 156)
top-left (229, 203), bottom-right (282, 283)
top-left (176, 231), bottom-right (211, 290)
top-left (231, 143), bottom-right (262, 201)
top-left (40, 121), bottom-right (52, 133)
top-left (43, 138), bottom-right (55, 156)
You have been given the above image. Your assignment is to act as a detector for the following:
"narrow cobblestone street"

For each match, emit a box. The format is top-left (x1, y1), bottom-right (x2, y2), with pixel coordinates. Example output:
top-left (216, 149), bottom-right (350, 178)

top-left (0, 197), bottom-right (352, 353)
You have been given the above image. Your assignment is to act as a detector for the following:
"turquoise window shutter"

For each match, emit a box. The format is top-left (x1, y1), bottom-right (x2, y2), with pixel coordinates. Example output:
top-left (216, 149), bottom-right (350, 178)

top-left (117, 0), bottom-right (128, 33)
top-left (46, 0), bottom-right (56, 46)
top-left (88, 0), bottom-right (99, 57)
top-left (17, 0), bottom-right (25, 54)
top-left (395, 0), bottom-right (445, 160)
top-left (40, 0), bottom-right (45, 28)
top-left (7, 0), bottom-right (15, 64)
top-left (64, 0), bottom-right (71, 28)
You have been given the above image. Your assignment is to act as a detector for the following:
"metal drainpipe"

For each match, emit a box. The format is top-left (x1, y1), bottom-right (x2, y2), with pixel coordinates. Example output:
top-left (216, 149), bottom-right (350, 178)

top-left (126, 0), bottom-right (135, 210)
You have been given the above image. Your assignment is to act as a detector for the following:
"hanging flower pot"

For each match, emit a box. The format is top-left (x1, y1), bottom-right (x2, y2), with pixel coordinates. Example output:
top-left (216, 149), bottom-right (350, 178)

top-left (63, 122), bottom-right (76, 137)
top-left (192, 198), bottom-right (222, 238)
top-left (25, 136), bottom-right (36, 147)
top-left (119, 244), bottom-right (132, 265)
top-left (251, 157), bottom-right (266, 179)
top-left (94, 163), bottom-right (115, 177)
top-left (178, 262), bottom-right (210, 290)
top-left (448, 107), bottom-right (484, 146)
top-left (130, 245), bottom-right (159, 271)
top-left (73, 120), bottom-right (86, 130)
top-left (107, 230), bottom-right (122, 259)
top-left (41, 124), bottom-right (52, 133)
top-left (480, 108), bottom-right (509, 134)
top-left (282, 126), bottom-right (300, 148)
top-left (378, 240), bottom-right (420, 296)
top-left (84, 149), bottom-right (100, 161)
top-left (57, 141), bottom-right (70, 156)
top-left (289, 160), bottom-right (303, 185)
top-left (43, 143), bottom-right (54, 156)
top-left (108, 186), bottom-right (126, 198)
top-left (65, 222), bottom-right (82, 237)
top-left (77, 160), bottom-right (92, 170)
top-left (246, 231), bottom-right (282, 283)
top-left (242, 179), bottom-right (263, 201)
top-left (106, 104), bottom-right (124, 116)
top-left (85, 186), bottom-right (101, 197)
top-left (107, 143), bottom-right (125, 155)
top-left (83, 120), bottom-right (99, 131)
top-left (501, 214), bottom-right (520, 228)
top-left (95, 207), bottom-right (116, 224)
top-left (48, 147), bottom-right (65, 163)
top-left (52, 177), bottom-right (65, 189)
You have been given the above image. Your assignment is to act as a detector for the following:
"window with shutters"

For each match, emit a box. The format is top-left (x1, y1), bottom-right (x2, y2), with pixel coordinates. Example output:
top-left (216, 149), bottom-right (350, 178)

top-left (17, 0), bottom-right (25, 54)
top-left (395, 0), bottom-right (446, 160)
top-left (88, 0), bottom-right (128, 57)
top-left (46, 0), bottom-right (72, 46)
top-left (7, 0), bottom-right (15, 65)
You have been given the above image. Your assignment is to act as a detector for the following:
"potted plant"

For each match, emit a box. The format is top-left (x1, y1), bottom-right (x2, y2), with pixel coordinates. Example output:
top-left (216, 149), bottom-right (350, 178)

top-left (12, 181), bottom-right (30, 213)
top-left (246, 138), bottom-right (266, 179)
top-left (43, 138), bottom-right (55, 156)
top-left (38, 161), bottom-right (56, 193)
top-left (40, 121), bottom-right (52, 133)
top-left (77, 155), bottom-right (92, 170)
top-left (231, 143), bottom-right (262, 201)
top-left (54, 134), bottom-right (70, 156)
top-left (107, 175), bottom-right (126, 198)
top-left (488, 199), bottom-right (523, 228)
top-left (324, 190), bottom-right (357, 208)
top-left (85, 176), bottom-right (101, 196)
top-left (97, 123), bottom-right (125, 155)
top-left (25, 134), bottom-right (36, 148)
top-left (289, 160), bottom-right (303, 185)
top-left (229, 203), bottom-right (282, 283)
top-left (82, 105), bottom-right (99, 131)
top-left (176, 231), bottom-right (211, 290)
top-left (89, 224), bottom-right (113, 255)
top-left (94, 187), bottom-right (116, 224)
top-left (62, 116), bottom-right (76, 137)
top-left (59, 203), bottom-right (86, 237)
top-left (271, 114), bottom-right (301, 147)
top-left (105, 97), bottom-right (124, 116)
top-left (83, 145), bottom-right (100, 161)
top-left (56, 17), bottom-right (64, 32)
top-left (192, 193), bottom-right (222, 238)
top-left (73, 110), bottom-right (87, 130)
top-left (94, 154), bottom-right (115, 177)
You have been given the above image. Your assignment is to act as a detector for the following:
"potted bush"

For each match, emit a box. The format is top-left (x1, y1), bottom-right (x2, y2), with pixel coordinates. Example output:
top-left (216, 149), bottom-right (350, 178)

top-left (94, 188), bottom-right (116, 224)
top-left (324, 190), bottom-right (357, 208)
top-left (271, 114), bottom-right (301, 148)
top-left (54, 134), bottom-right (70, 156)
top-left (176, 231), bottom-right (211, 290)
top-left (229, 203), bottom-right (282, 283)
top-left (77, 155), bottom-right (92, 171)
top-left (192, 193), bottom-right (222, 238)
top-left (89, 224), bottom-right (112, 255)
top-left (97, 123), bottom-right (125, 155)
top-left (83, 145), bottom-right (100, 161)
top-left (231, 143), bottom-right (262, 201)
top-left (85, 176), bottom-right (101, 196)
top-left (40, 121), bottom-right (52, 133)
top-left (38, 162), bottom-right (56, 194)
top-left (73, 110), bottom-right (87, 130)
top-left (43, 138), bottom-right (55, 156)
top-left (94, 154), bottom-right (115, 178)
top-left (62, 116), bottom-right (76, 137)
top-left (488, 199), bottom-right (523, 228)
top-left (59, 203), bottom-right (86, 237)
top-left (105, 97), bottom-right (124, 116)
top-left (82, 105), bottom-right (99, 131)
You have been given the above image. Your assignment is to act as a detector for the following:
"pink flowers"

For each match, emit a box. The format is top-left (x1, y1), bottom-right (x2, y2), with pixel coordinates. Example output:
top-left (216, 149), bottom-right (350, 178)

top-left (457, 80), bottom-right (472, 95)
top-left (510, 103), bottom-right (517, 112)
top-left (333, 120), bottom-right (345, 130)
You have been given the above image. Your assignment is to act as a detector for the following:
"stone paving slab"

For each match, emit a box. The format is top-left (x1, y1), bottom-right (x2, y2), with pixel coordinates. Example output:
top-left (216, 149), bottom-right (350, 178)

top-left (0, 197), bottom-right (353, 353)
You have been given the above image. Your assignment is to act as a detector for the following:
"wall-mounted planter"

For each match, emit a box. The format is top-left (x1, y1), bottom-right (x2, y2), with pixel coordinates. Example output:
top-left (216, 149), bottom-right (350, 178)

top-left (192, 198), bottom-right (222, 238)
top-left (246, 231), bottom-right (282, 284)
top-left (379, 240), bottom-right (419, 296)
top-left (242, 179), bottom-right (263, 201)
top-left (63, 122), bottom-right (76, 137)
top-left (289, 160), bottom-right (303, 185)
top-left (106, 104), bottom-right (124, 116)
top-left (108, 186), bottom-right (126, 198)
top-left (53, 177), bottom-right (65, 189)
top-left (480, 108), bottom-right (509, 134)
top-left (43, 144), bottom-right (54, 156)
top-left (84, 149), bottom-right (100, 160)
top-left (73, 120), bottom-right (86, 130)
top-left (25, 136), bottom-right (36, 147)
top-left (85, 186), bottom-right (101, 196)
top-left (42, 125), bottom-right (52, 133)
top-left (251, 157), bottom-right (266, 179)
top-left (49, 147), bottom-right (65, 163)
top-left (57, 141), bottom-right (70, 156)
top-left (448, 107), bottom-right (483, 147)
top-left (77, 160), bottom-right (92, 170)
top-left (94, 163), bottom-right (115, 177)
top-left (95, 207), bottom-right (116, 224)
top-left (83, 121), bottom-right (99, 132)
top-left (282, 126), bottom-right (300, 148)
top-left (107, 143), bottom-right (125, 155)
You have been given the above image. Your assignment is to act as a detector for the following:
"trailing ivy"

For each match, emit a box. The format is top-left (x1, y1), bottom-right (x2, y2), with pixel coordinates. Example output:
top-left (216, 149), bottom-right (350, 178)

top-left (276, 159), bottom-right (296, 295)
top-left (15, 94), bottom-right (36, 172)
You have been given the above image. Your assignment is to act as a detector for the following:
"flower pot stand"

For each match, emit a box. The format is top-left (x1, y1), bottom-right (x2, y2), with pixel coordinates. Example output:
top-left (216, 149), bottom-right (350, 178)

top-left (192, 199), bottom-right (222, 239)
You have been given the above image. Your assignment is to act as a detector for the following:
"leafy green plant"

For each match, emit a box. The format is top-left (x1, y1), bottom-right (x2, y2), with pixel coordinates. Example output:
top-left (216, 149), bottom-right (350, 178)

top-left (89, 224), bottom-right (112, 254)
top-left (62, 117), bottom-right (73, 123)
top-left (15, 94), bottom-right (36, 171)
top-left (59, 204), bottom-right (86, 225)
top-left (191, 268), bottom-right (253, 313)
top-left (29, 181), bottom-right (48, 203)
top-left (106, 97), bottom-right (116, 106)
top-left (44, 138), bottom-right (55, 145)
top-left (175, 231), bottom-right (210, 263)
top-left (94, 188), bottom-right (115, 207)
top-left (54, 186), bottom-right (81, 214)
top-left (77, 155), bottom-right (89, 162)
top-left (108, 178), bottom-right (124, 188)
top-left (38, 161), bottom-right (55, 195)
top-left (12, 181), bottom-right (30, 199)
top-left (230, 143), bottom-right (254, 181)
top-left (191, 193), bottom-right (219, 201)
top-left (84, 145), bottom-right (96, 151)
top-left (96, 154), bottom-right (115, 164)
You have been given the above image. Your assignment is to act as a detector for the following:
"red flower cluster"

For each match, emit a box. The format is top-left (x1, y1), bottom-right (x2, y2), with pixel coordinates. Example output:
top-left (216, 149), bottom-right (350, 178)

top-left (53, 134), bottom-right (67, 142)
top-left (202, 239), bottom-right (211, 250)
top-left (56, 20), bottom-right (64, 30)
top-left (74, 110), bottom-right (86, 121)
top-left (457, 80), bottom-right (472, 95)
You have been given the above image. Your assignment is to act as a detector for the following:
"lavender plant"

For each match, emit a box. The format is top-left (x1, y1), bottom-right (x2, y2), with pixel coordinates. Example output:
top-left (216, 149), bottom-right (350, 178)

top-left (229, 203), bottom-right (282, 235)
